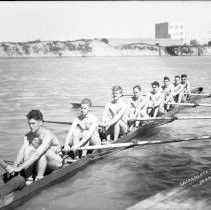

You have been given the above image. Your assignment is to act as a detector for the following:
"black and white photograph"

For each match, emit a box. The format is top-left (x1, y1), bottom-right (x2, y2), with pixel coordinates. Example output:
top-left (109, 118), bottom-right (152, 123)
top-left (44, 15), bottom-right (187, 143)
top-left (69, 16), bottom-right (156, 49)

top-left (0, 1), bottom-right (211, 209)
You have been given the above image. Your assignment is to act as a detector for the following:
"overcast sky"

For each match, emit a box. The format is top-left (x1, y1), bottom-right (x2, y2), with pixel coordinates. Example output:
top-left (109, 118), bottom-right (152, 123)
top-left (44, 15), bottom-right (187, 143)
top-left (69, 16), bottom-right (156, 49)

top-left (0, 1), bottom-right (211, 43)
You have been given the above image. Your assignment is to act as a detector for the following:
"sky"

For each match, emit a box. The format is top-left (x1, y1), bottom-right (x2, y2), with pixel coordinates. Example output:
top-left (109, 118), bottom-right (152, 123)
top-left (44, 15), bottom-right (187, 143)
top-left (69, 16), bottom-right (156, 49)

top-left (0, 1), bottom-right (211, 43)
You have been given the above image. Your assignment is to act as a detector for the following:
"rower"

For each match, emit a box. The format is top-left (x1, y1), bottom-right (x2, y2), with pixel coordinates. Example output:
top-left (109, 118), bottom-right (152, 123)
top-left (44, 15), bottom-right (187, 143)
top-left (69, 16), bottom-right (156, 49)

top-left (181, 74), bottom-right (191, 102)
top-left (0, 158), bottom-right (25, 197)
top-left (173, 75), bottom-right (183, 103)
top-left (147, 81), bottom-right (165, 117)
top-left (161, 76), bottom-right (174, 111)
top-left (11, 110), bottom-right (63, 185)
top-left (126, 85), bottom-right (148, 130)
top-left (64, 98), bottom-right (101, 159)
top-left (101, 86), bottom-right (128, 142)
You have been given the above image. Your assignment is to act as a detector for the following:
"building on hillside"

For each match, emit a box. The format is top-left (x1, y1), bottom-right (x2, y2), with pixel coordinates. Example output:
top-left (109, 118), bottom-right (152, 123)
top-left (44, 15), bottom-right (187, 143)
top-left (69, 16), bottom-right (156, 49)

top-left (155, 22), bottom-right (185, 42)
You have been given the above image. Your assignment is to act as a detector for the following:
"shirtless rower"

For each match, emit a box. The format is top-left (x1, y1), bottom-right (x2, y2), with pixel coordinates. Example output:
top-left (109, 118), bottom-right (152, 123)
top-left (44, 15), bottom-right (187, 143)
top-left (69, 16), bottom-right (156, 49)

top-left (126, 85), bottom-right (148, 130)
top-left (11, 110), bottom-right (63, 185)
top-left (161, 76), bottom-right (174, 111)
top-left (181, 74), bottom-right (191, 102)
top-left (173, 75), bottom-right (183, 103)
top-left (147, 81), bottom-right (165, 117)
top-left (101, 86), bottom-right (128, 142)
top-left (64, 98), bottom-right (101, 158)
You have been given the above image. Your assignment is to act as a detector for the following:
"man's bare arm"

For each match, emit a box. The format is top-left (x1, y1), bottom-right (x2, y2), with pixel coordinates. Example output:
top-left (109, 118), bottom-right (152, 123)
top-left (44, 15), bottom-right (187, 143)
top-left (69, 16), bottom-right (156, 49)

top-left (0, 158), bottom-right (8, 170)
top-left (13, 136), bottom-right (29, 167)
top-left (125, 98), bottom-right (132, 117)
top-left (101, 103), bottom-right (110, 124)
top-left (165, 87), bottom-right (174, 103)
top-left (64, 118), bottom-right (78, 148)
top-left (186, 81), bottom-right (191, 93)
top-left (17, 136), bottom-right (52, 171)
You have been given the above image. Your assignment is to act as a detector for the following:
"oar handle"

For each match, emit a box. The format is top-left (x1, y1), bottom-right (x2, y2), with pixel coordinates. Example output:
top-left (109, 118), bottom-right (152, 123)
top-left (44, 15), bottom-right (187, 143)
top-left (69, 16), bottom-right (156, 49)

top-left (184, 93), bottom-right (211, 97)
top-left (71, 135), bottom-right (211, 150)
top-left (134, 115), bottom-right (211, 121)
top-left (167, 102), bottom-right (211, 107)
top-left (175, 116), bottom-right (211, 120)
top-left (44, 120), bottom-right (72, 125)
top-left (122, 94), bottom-right (147, 97)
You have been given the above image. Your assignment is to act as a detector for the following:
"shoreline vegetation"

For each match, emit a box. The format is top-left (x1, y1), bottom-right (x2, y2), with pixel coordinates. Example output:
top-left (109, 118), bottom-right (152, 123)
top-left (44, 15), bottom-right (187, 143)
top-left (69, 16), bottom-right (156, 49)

top-left (0, 39), bottom-right (211, 57)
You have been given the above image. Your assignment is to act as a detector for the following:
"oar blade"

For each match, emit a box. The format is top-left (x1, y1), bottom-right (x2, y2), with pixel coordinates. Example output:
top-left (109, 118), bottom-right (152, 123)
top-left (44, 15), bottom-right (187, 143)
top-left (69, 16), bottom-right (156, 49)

top-left (44, 120), bottom-right (72, 125)
top-left (70, 103), bottom-right (105, 108)
top-left (70, 103), bottom-right (81, 108)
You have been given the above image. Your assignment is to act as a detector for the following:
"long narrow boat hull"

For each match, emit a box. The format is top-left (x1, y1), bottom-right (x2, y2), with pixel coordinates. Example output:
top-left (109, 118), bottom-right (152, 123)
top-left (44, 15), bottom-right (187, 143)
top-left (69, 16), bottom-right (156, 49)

top-left (0, 87), bottom-right (208, 210)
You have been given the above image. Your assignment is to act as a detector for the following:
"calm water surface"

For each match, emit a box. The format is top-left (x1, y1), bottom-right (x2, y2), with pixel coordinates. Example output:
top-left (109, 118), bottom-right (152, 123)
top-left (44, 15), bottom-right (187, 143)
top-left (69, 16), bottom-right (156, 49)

top-left (0, 56), bottom-right (211, 209)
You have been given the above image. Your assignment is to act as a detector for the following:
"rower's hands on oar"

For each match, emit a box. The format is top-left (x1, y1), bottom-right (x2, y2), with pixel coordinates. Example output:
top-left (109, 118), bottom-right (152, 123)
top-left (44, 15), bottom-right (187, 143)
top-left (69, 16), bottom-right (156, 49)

top-left (63, 144), bottom-right (71, 154)
top-left (63, 144), bottom-right (79, 153)
top-left (99, 122), bottom-right (110, 130)
top-left (6, 165), bottom-right (21, 174)
top-left (6, 165), bottom-right (15, 175)
top-left (70, 145), bottom-right (79, 153)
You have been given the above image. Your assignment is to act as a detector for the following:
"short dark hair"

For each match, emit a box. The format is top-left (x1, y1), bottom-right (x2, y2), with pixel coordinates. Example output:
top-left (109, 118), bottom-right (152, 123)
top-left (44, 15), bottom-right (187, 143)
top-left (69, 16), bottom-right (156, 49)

top-left (151, 81), bottom-right (159, 87)
top-left (181, 74), bottom-right (187, 78)
top-left (133, 85), bottom-right (141, 91)
top-left (26, 110), bottom-right (44, 121)
top-left (112, 86), bottom-right (123, 94)
top-left (163, 76), bottom-right (170, 81)
top-left (175, 75), bottom-right (180, 79)
top-left (81, 98), bottom-right (92, 107)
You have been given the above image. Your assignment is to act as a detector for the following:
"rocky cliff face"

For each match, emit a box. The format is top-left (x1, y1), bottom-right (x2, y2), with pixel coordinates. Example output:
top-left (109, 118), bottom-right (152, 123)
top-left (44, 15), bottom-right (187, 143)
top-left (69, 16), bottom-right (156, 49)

top-left (0, 39), bottom-right (161, 57)
top-left (0, 39), bottom-right (210, 57)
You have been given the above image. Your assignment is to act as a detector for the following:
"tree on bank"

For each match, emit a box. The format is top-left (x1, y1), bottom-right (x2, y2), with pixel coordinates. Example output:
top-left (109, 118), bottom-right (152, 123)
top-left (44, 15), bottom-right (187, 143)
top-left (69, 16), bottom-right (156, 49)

top-left (101, 38), bottom-right (109, 44)
top-left (190, 39), bottom-right (200, 46)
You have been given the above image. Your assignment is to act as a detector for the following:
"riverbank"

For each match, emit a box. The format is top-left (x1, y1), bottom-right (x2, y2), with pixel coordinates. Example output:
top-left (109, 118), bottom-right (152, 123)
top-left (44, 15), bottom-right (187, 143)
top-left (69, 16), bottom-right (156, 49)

top-left (0, 39), bottom-right (211, 57)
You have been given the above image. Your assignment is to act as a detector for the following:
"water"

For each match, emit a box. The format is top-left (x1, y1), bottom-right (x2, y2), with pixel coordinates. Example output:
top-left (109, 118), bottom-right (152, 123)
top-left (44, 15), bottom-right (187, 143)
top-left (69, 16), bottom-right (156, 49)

top-left (0, 56), bottom-right (211, 209)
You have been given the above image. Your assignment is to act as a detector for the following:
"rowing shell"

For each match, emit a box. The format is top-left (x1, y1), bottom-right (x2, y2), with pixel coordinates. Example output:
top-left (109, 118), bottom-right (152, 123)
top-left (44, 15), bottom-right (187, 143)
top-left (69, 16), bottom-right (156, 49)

top-left (0, 87), bottom-right (207, 209)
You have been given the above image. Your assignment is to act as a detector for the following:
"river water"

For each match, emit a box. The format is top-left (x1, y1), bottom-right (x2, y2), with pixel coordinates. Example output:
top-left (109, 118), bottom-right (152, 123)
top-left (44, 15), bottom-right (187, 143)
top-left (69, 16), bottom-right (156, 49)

top-left (0, 56), bottom-right (211, 209)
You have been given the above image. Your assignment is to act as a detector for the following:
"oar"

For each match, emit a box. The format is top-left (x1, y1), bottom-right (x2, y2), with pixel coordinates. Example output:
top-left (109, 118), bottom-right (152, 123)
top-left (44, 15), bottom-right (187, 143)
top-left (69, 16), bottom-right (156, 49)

top-left (5, 136), bottom-right (211, 165)
top-left (44, 115), bottom-right (211, 126)
top-left (167, 102), bottom-right (211, 107)
top-left (70, 103), bottom-right (104, 108)
top-left (73, 135), bottom-right (211, 151)
top-left (134, 116), bottom-right (211, 121)
top-left (4, 160), bottom-right (14, 165)
top-left (44, 120), bottom-right (72, 125)
top-left (184, 93), bottom-right (211, 97)
top-left (69, 94), bottom-right (148, 108)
